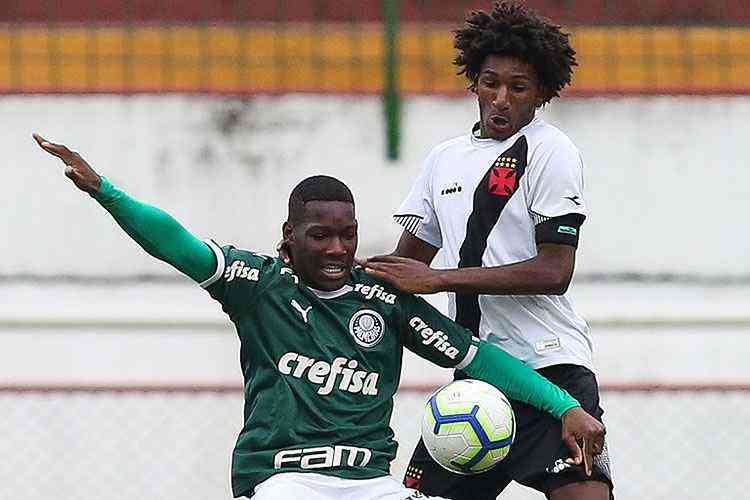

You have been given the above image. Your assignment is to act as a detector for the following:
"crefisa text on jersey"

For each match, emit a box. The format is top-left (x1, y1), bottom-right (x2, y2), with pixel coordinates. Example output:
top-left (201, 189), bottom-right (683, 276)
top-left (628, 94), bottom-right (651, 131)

top-left (277, 352), bottom-right (380, 396)
top-left (224, 260), bottom-right (260, 282)
top-left (353, 283), bottom-right (396, 304)
top-left (409, 316), bottom-right (460, 359)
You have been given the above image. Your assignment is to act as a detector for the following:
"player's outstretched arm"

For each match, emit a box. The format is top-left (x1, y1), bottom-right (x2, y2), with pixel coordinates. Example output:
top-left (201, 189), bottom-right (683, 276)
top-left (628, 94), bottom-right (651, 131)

top-left (460, 342), bottom-right (605, 475)
top-left (400, 293), bottom-right (604, 475)
top-left (33, 133), bottom-right (216, 283)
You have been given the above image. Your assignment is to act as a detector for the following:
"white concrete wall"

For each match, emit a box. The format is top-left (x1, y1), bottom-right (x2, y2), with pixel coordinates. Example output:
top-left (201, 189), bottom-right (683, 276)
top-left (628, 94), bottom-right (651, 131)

top-left (2, 94), bottom-right (749, 500)
top-left (2, 281), bottom-right (749, 386)
top-left (3, 95), bottom-right (748, 278)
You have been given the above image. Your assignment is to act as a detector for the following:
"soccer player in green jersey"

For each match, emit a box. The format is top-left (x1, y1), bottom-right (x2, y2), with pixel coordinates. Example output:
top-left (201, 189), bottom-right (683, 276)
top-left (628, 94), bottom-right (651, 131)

top-left (34, 133), bottom-right (604, 500)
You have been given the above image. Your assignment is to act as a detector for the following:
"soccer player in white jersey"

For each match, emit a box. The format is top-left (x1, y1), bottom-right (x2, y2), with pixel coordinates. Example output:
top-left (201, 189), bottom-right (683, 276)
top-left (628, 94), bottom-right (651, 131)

top-left (34, 132), bottom-right (605, 500)
top-left (362, 2), bottom-right (613, 500)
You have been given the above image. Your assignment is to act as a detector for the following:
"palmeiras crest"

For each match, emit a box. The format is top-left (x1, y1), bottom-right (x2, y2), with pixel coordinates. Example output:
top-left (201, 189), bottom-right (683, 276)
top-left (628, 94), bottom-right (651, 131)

top-left (349, 309), bottom-right (385, 348)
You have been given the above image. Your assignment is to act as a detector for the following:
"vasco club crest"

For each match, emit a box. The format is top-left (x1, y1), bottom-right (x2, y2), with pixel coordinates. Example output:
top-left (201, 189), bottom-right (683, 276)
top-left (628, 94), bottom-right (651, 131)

top-left (488, 155), bottom-right (518, 196)
top-left (349, 309), bottom-right (385, 348)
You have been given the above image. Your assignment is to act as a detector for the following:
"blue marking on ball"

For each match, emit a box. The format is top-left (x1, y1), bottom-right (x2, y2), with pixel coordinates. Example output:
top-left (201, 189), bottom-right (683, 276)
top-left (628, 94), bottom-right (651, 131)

top-left (429, 394), bottom-right (514, 471)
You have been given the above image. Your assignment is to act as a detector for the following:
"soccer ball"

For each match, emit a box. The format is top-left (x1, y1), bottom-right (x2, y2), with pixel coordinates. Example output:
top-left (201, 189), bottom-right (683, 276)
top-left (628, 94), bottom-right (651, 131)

top-left (421, 379), bottom-right (515, 475)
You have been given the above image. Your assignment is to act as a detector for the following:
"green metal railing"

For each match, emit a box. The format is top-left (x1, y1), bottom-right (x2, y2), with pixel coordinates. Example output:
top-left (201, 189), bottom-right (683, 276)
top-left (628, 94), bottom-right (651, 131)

top-left (383, 0), bottom-right (400, 161)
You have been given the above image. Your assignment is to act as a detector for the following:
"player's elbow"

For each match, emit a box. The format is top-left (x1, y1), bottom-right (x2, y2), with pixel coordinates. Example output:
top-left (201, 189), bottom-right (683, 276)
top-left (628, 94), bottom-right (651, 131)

top-left (535, 247), bottom-right (575, 295)
top-left (552, 274), bottom-right (572, 295)
top-left (538, 268), bottom-right (572, 295)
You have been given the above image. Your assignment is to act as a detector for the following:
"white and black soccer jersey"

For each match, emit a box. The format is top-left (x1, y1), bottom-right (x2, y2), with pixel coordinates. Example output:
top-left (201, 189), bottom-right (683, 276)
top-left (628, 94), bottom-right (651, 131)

top-left (395, 114), bottom-right (594, 371)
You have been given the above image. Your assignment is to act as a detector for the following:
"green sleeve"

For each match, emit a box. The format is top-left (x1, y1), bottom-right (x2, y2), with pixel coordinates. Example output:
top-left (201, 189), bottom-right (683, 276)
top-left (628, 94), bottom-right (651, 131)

top-left (460, 341), bottom-right (580, 419)
top-left (92, 177), bottom-right (216, 283)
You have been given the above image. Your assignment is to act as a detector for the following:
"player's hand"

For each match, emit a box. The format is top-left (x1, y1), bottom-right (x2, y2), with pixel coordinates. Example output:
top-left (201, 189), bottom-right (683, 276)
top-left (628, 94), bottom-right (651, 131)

top-left (33, 133), bottom-right (101, 194)
top-left (560, 406), bottom-right (606, 476)
top-left (358, 255), bottom-right (443, 294)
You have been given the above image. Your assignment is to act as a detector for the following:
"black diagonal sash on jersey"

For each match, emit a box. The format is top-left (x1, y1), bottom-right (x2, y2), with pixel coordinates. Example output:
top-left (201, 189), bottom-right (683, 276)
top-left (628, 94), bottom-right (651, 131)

top-left (455, 136), bottom-right (528, 334)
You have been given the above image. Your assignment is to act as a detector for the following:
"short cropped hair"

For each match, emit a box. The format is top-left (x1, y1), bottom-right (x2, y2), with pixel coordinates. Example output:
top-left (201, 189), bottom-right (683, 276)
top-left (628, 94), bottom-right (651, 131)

top-left (287, 175), bottom-right (355, 223)
top-left (454, 1), bottom-right (577, 104)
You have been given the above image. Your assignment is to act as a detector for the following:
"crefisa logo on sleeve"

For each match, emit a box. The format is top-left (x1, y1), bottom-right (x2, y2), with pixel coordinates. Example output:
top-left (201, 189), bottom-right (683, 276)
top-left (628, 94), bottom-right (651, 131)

top-left (349, 309), bottom-right (385, 348)
top-left (224, 260), bottom-right (259, 282)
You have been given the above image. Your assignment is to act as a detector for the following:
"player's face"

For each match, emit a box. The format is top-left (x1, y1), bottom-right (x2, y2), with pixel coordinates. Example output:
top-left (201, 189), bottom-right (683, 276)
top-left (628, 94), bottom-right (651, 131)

top-left (285, 201), bottom-right (358, 291)
top-left (475, 55), bottom-right (542, 141)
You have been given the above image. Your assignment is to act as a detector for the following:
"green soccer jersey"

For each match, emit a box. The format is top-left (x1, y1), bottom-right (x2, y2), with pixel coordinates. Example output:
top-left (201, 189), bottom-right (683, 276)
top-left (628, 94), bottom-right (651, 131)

top-left (201, 241), bottom-right (480, 497)
top-left (89, 179), bottom-right (579, 499)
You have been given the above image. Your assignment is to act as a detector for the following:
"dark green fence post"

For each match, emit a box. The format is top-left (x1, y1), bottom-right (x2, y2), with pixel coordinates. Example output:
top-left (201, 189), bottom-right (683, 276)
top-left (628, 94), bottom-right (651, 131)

top-left (383, 0), bottom-right (400, 161)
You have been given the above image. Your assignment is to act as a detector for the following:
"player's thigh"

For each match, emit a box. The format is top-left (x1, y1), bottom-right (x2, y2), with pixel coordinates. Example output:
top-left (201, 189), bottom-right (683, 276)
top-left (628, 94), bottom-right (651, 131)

top-left (402, 438), bottom-right (511, 500)
top-left (253, 473), bottom-right (455, 500)
top-left (509, 364), bottom-right (613, 497)
top-left (251, 473), bottom-right (329, 500)
top-left (364, 474), bottom-right (453, 500)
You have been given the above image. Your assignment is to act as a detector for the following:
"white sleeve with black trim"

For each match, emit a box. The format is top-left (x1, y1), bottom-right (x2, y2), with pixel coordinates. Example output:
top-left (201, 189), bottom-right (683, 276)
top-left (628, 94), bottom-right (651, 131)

top-left (393, 149), bottom-right (443, 248)
top-left (527, 134), bottom-right (588, 221)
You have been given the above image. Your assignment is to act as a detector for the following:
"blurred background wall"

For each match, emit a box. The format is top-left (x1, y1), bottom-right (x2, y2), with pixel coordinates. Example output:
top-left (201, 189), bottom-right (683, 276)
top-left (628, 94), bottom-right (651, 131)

top-left (1, 2), bottom-right (748, 499)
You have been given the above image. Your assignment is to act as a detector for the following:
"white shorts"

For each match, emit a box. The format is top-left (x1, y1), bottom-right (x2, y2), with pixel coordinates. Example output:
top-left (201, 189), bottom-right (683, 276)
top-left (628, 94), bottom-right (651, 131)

top-left (252, 472), bottom-right (449, 500)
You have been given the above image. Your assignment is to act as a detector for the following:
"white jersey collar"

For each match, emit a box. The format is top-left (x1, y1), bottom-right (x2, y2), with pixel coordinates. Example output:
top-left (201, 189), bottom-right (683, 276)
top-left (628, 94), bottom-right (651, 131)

top-left (308, 284), bottom-right (353, 299)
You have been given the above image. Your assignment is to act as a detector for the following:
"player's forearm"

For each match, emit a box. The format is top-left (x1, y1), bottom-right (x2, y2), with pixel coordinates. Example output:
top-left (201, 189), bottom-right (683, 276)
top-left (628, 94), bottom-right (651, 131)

top-left (459, 341), bottom-right (579, 419)
top-left (433, 256), bottom-right (571, 295)
top-left (93, 177), bottom-right (215, 282)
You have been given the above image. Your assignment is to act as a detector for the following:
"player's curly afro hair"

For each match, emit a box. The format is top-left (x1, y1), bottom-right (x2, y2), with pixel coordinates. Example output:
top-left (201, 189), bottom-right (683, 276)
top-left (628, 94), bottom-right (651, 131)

top-left (454, 1), bottom-right (577, 104)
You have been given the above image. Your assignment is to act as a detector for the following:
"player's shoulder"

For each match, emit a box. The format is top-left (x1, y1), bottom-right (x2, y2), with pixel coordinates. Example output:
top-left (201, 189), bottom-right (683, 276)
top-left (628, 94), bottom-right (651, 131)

top-left (430, 133), bottom-right (474, 154)
top-left (215, 244), bottom-right (281, 279)
top-left (218, 244), bottom-right (276, 265)
top-left (201, 241), bottom-right (283, 293)
top-left (524, 117), bottom-right (580, 156)
top-left (348, 267), bottom-right (407, 306)
top-left (424, 133), bottom-right (475, 163)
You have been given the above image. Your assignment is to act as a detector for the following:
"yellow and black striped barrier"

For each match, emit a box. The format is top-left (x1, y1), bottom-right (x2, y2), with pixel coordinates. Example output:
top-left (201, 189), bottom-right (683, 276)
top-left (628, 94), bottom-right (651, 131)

top-left (1, 24), bottom-right (748, 95)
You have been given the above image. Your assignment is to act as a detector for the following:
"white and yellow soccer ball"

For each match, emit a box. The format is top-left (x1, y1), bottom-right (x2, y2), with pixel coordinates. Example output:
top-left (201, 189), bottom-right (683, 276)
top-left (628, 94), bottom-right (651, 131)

top-left (421, 379), bottom-right (516, 475)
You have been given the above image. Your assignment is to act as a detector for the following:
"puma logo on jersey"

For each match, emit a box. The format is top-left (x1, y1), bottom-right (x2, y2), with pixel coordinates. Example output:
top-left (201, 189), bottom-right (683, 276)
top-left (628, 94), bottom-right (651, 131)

top-left (224, 260), bottom-right (259, 283)
top-left (353, 283), bottom-right (396, 305)
top-left (290, 299), bottom-right (312, 323)
top-left (278, 352), bottom-right (380, 396)
top-left (274, 445), bottom-right (372, 470)
top-left (409, 317), bottom-right (460, 359)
